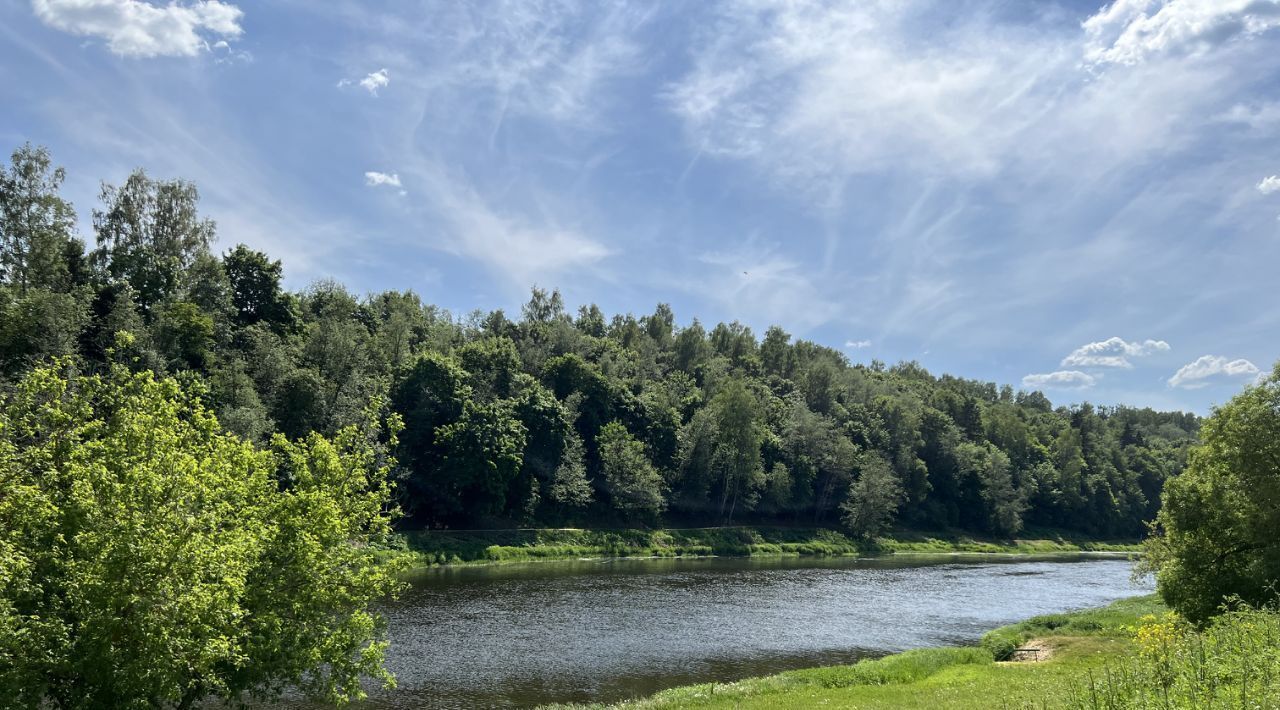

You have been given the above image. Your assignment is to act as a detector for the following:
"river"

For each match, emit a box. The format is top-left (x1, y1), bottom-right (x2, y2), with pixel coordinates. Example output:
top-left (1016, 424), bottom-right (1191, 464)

top-left (284, 553), bottom-right (1148, 708)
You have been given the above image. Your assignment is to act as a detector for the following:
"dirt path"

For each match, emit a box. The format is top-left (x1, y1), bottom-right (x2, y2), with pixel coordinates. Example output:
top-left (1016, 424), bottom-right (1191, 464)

top-left (1000, 637), bottom-right (1062, 663)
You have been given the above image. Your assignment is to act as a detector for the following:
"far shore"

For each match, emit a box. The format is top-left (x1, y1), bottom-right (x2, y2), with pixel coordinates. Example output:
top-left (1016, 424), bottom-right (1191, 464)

top-left (389, 525), bottom-right (1143, 569)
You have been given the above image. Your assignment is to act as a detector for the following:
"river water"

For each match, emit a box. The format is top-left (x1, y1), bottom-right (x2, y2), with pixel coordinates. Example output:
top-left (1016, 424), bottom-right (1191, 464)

top-left (286, 553), bottom-right (1148, 708)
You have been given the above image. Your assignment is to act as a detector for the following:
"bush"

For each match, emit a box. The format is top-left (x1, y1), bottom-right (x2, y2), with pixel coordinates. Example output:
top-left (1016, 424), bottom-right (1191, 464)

top-left (1069, 606), bottom-right (1280, 708)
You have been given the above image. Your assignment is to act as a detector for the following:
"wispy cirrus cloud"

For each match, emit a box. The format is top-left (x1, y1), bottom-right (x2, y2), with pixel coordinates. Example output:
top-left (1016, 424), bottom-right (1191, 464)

top-left (1061, 337), bottom-right (1170, 368)
top-left (32, 0), bottom-right (243, 58)
top-left (676, 243), bottom-right (843, 332)
top-left (408, 166), bottom-right (611, 288)
top-left (1258, 175), bottom-right (1280, 194)
top-left (1168, 355), bottom-right (1260, 389)
top-left (664, 1), bottom-right (1073, 185)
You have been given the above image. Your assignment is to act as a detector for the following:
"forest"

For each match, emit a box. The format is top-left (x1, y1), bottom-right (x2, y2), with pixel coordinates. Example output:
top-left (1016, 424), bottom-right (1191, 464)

top-left (0, 143), bottom-right (1199, 539)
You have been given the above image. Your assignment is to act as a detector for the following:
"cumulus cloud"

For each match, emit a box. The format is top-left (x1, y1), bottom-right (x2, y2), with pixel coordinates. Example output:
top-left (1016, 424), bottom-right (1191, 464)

top-left (1022, 370), bottom-right (1098, 390)
top-left (845, 340), bottom-right (871, 349)
top-left (364, 171), bottom-right (401, 188)
top-left (1168, 355), bottom-right (1260, 388)
top-left (32, 0), bottom-right (244, 58)
top-left (1060, 337), bottom-right (1171, 368)
top-left (1084, 0), bottom-right (1280, 66)
top-left (360, 68), bottom-right (389, 95)
top-left (338, 69), bottom-right (390, 95)
top-left (1258, 175), bottom-right (1280, 194)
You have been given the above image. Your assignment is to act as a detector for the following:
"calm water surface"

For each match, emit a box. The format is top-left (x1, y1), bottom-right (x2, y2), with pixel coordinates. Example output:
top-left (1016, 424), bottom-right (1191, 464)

top-left (286, 553), bottom-right (1148, 708)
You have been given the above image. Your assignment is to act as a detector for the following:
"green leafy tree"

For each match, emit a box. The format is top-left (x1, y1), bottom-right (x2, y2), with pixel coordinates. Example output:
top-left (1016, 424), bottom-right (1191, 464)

top-left (958, 442), bottom-right (1027, 536)
top-left (598, 421), bottom-right (665, 518)
top-left (0, 144), bottom-right (79, 293)
top-left (1144, 362), bottom-right (1280, 624)
top-left (0, 289), bottom-right (88, 375)
top-left (840, 453), bottom-right (905, 539)
top-left (92, 170), bottom-right (215, 316)
top-left (154, 301), bottom-right (215, 371)
top-left (223, 245), bottom-right (297, 332)
top-left (436, 399), bottom-right (527, 519)
top-left (711, 379), bottom-right (765, 522)
top-left (549, 399), bottom-right (594, 510)
top-left (0, 357), bottom-right (403, 708)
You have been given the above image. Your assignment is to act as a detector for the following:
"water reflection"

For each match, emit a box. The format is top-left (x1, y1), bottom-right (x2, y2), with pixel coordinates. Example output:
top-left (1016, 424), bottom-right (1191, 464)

top-left (277, 553), bottom-right (1148, 709)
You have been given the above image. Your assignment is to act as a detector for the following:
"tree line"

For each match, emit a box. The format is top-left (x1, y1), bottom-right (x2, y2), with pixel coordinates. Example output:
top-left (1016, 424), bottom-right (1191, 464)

top-left (0, 143), bottom-right (1200, 538)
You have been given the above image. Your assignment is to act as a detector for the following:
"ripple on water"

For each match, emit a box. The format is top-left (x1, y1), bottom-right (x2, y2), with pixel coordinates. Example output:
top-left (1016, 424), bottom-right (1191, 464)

top-left (272, 554), bottom-right (1149, 709)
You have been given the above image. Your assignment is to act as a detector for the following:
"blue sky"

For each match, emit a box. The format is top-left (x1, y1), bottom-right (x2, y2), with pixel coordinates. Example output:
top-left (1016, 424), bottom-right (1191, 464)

top-left (2, 0), bottom-right (1278, 414)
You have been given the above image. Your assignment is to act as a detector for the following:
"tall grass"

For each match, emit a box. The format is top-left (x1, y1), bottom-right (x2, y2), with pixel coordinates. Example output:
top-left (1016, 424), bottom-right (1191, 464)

top-left (981, 596), bottom-right (1166, 660)
top-left (1069, 605), bottom-right (1280, 709)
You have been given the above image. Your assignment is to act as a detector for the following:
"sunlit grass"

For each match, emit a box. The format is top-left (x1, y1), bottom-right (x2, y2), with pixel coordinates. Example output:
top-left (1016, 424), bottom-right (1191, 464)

top-left (393, 526), bottom-right (1141, 567)
top-left (546, 595), bottom-right (1165, 710)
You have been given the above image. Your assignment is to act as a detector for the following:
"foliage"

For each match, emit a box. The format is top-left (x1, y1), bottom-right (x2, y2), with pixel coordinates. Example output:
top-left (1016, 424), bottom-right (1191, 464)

top-left (840, 453), bottom-right (904, 538)
top-left (0, 144), bottom-right (1201, 537)
top-left (598, 421), bottom-right (666, 518)
top-left (1143, 363), bottom-right (1280, 624)
top-left (0, 359), bottom-right (404, 708)
top-left (1069, 606), bottom-right (1280, 709)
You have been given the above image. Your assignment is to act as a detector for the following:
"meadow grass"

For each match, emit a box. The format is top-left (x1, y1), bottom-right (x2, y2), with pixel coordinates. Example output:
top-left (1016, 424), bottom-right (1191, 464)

top-left (546, 595), bottom-right (1166, 710)
top-left (393, 526), bottom-right (1141, 568)
top-left (1067, 604), bottom-right (1280, 709)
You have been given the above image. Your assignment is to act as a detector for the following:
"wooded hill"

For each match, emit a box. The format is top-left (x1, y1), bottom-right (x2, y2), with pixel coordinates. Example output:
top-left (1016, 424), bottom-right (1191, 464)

top-left (0, 144), bottom-right (1199, 536)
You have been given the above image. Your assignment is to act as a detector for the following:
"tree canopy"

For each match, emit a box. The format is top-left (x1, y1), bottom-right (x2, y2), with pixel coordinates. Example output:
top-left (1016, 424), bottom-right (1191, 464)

top-left (0, 352), bottom-right (404, 708)
top-left (0, 144), bottom-right (1201, 540)
top-left (1144, 362), bottom-right (1280, 624)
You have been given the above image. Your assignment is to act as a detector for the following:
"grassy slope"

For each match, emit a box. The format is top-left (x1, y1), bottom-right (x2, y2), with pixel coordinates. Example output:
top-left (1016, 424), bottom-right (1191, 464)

top-left (552, 595), bottom-right (1165, 710)
top-left (395, 526), bottom-right (1141, 567)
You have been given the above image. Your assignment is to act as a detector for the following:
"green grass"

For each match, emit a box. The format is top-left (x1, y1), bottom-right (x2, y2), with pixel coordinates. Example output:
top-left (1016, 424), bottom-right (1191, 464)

top-left (1069, 604), bottom-right (1280, 708)
top-left (547, 595), bottom-right (1166, 710)
top-left (391, 526), bottom-right (1141, 568)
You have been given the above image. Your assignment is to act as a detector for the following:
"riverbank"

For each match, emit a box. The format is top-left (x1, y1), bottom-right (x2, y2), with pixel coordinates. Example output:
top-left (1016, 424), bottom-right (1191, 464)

top-left (550, 594), bottom-right (1165, 709)
top-left (393, 526), bottom-right (1141, 567)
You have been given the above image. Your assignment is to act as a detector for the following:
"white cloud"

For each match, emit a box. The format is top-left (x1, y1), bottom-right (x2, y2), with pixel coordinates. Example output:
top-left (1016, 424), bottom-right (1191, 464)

top-left (665, 2), bottom-right (1071, 184)
top-left (364, 171), bottom-right (401, 188)
top-left (845, 339), bottom-right (871, 349)
top-left (360, 68), bottom-right (389, 95)
top-left (679, 244), bottom-right (842, 332)
top-left (1168, 355), bottom-right (1260, 388)
top-left (1083, 0), bottom-right (1280, 66)
top-left (1022, 370), bottom-right (1098, 390)
top-left (1258, 175), bottom-right (1280, 194)
top-left (338, 69), bottom-right (389, 95)
top-left (662, 0), bottom-right (1254, 201)
top-left (1060, 336), bottom-right (1171, 368)
top-left (402, 2), bottom-right (645, 130)
top-left (32, 0), bottom-right (243, 58)
top-left (1218, 101), bottom-right (1280, 131)
top-left (411, 168), bottom-right (611, 287)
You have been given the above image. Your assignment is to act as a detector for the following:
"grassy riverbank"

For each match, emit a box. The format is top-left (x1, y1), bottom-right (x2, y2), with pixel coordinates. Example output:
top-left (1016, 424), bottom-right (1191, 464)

top-left (393, 526), bottom-right (1140, 567)
top-left (550, 595), bottom-right (1165, 709)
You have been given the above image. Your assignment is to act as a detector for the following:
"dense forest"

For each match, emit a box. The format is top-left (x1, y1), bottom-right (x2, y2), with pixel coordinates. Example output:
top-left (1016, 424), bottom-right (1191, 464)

top-left (0, 144), bottom-right (1199, 537)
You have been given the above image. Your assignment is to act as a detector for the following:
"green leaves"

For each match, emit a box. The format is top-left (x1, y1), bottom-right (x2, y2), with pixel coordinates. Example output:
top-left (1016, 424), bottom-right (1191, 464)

top-left (0, 362), bottom-right (403, 708)
top-left (1147, 362), bottom-right (1280, 624)
top-left (599, 421), bottom-right (666, 518)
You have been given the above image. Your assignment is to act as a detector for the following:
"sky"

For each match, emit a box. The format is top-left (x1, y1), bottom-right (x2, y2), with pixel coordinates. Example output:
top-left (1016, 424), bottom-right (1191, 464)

top-left (1, 0), bottom-right (1278, 415)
